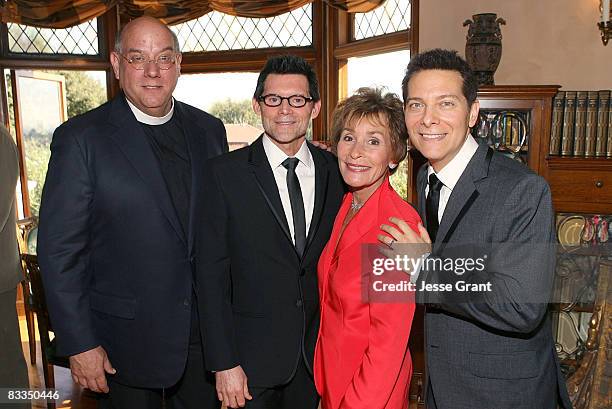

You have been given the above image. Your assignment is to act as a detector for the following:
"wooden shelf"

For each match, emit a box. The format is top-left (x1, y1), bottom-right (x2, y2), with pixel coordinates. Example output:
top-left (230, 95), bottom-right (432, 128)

top-left (546, 156), bottom-right (612, 170)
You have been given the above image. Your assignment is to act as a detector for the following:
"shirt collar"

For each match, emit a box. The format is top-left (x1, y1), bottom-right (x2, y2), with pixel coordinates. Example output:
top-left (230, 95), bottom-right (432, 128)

top-left (125, 96), bottom-right (174, 125)
top-left (262, 134), bottom-right (313, 169)
top-left (427, 134), bottom-right (479, 190)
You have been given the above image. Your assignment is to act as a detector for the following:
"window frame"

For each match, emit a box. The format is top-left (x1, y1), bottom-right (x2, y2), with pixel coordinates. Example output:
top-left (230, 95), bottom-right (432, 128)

top-left (0, 11), bottom-right (116, 217)
top-left (176, 2), bottom-right (322, 136)
top-left (336, 0), bottom-right (419, 96)
top-left (324, 0), bottom-right (419, 200)
top-left (0, 17), bottom-right (109, 62)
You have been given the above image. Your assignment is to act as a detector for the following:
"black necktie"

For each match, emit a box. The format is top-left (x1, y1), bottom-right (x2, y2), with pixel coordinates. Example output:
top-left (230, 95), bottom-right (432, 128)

top-left (282, 158), bottom-right (306, 257)
top-left (426, 173), bottom-right (443, 242)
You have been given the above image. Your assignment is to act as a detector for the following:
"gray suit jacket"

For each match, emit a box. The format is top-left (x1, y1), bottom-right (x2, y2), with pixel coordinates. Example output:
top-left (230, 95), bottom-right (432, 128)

top-left (0, 124), bottom-right (20, 294)
top-left (416, 144), bottom-right (572, 409)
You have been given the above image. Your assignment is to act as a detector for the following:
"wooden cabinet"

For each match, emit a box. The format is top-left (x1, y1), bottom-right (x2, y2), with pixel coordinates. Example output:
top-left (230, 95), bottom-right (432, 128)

top-left (476, 85), bottom-right (558, 174)
top-left (546, 158), bottom-right (612, 213)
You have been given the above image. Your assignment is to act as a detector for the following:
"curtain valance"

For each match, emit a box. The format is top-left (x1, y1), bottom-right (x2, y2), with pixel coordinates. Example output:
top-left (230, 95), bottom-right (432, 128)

top-left (0, 0), bottom-right (386, 28)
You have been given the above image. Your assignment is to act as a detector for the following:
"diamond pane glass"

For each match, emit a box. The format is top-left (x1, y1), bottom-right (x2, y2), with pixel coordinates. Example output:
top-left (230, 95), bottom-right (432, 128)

top-left (354, 0), bottom-right (411, 40)
top-left (171, 5), bottom-right (312, 52)
top-left (7, 20), bottom-right (99, 55)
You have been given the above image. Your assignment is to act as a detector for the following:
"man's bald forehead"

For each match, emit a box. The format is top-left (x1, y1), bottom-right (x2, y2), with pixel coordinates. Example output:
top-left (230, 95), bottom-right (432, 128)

top-left (114, 16), bottom-right (180, 53)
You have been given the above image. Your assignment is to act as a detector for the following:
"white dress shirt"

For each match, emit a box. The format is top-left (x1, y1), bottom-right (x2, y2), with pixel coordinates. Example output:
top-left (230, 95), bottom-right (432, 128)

top-left (426, 135), bottom-right (480, 223)
top-left (262, 135), bottom-right (315, 243)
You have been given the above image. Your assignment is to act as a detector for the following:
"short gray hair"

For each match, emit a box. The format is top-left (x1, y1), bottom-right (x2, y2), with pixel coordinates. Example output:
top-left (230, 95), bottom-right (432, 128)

top-left (114, 23), bottom-right (181, 53)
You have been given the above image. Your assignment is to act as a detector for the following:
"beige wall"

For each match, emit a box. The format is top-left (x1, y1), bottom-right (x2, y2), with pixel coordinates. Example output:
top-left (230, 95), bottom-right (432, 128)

top-left (419, 0), bottom-right (611, 90)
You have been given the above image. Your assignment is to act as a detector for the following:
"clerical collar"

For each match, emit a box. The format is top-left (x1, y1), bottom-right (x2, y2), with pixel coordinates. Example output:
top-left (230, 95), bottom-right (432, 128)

top-left (125, 97), bottom-right (174, 125)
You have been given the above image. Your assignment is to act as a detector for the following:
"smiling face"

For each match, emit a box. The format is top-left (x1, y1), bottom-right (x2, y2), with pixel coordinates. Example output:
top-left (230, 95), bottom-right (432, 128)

top-left (337, 115), bottom-right (395, 203)
top-left (404, 69), bottom-right (479, 172)
top-left (252, 73), bottom-right (321, 156)
top-left (110, 17), bottom-right (181, 117)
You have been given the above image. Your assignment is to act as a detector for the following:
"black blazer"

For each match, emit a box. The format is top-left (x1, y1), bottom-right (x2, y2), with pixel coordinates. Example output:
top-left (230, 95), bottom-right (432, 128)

top-left (196, 135), bottom-right (344, 387)
top-left (38, 95), bottom-right (227, 388)
top-left (416, 145), bottom-right (572, 409)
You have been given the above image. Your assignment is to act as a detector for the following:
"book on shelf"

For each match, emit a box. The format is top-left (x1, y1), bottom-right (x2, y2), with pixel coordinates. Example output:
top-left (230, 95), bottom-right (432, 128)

top-left (595, 90), bottom-right (609, 157)
top-left (572, 91), bottom-right (587, 156)
top-left (549, 92), bottom-right (565, 155)
top-left (584, 91), bottom-right (599, 157)
top-left (560, 91), bottom-right (576, 156)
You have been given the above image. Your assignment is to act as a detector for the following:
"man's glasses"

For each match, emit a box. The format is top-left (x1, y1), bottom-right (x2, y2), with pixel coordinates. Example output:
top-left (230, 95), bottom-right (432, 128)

top-left (118, 53), bottom-right (178, 70)
top-left (258, 94), bottom-right (314, 108)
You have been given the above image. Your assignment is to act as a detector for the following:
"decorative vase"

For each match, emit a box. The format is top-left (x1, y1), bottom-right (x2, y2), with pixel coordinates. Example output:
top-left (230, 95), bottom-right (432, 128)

top-left (463, 13), bottom-right (506, 85)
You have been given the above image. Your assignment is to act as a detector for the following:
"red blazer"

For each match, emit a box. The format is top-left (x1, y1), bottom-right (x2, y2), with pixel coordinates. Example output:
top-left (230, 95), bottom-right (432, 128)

top-left (314, 178), bottom-right (421, 409)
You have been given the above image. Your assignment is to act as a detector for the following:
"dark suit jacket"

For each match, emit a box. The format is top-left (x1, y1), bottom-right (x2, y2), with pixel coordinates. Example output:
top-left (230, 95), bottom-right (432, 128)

top-left (196, 135), bottom-right (344, 388)
top-left (416, 144), bottom-right (572, 409)
top-left (38, 95), bottom-right (227, 388)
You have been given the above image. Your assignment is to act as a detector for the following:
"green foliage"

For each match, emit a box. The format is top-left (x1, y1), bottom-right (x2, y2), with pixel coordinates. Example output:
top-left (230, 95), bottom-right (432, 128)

top-left (24, 139), bottom-right (51, 216)
top-left (209, 98), bottom-right (261, 127)
top-left (17, 70), bottom-right (106, 215)
top-left (389, 158), bottom-right (408, 200)
top-left (58, 70), bottom-right (106, 118)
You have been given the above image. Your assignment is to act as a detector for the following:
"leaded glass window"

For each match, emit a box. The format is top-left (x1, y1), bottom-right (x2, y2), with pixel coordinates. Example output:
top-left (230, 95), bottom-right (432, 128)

top-left (7, 20), bottom-right (99, 55)
top-left (171, 5), bottom-right (312, 52)
top-left (354, 0), bottom-right (411, 40)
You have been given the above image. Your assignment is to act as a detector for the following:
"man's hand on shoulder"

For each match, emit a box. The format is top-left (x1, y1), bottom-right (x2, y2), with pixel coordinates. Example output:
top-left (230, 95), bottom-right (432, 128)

top-left (215, 365), bottom-right (252, 408)
top-left (378, 218), bottom-right (431, 283)
top-left (310, 139), bottom-right (335, 154)
top-left (69, 346), bottom-right (116, 393)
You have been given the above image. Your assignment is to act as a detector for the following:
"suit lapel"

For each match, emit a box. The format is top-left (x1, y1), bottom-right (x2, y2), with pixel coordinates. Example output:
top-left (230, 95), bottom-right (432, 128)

top-left (318, 193), bottom-right (349, 302)
top-left (179, 102), bottom-right (205, 255)
top-left (435, 145), bottom-right (492, 248)
top-left (305, 143), bottom-right (330, 252)
top-left (334, 182), bottom-right (384, 257)
top-left (106, 96), bottom-right (186, 245)
top-left (248, 136), bottom-right (294, 246)
top-left (416, 164), bottom-right (427, 224)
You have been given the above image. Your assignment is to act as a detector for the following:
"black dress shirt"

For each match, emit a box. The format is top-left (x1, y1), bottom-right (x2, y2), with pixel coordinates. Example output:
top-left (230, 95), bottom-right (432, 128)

top-left (141, 110), bottom-right (191, 236)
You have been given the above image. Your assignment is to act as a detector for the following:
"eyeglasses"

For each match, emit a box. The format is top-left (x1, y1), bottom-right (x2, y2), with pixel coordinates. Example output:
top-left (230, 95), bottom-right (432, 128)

top-left (258, 94), bottom-right (314, 108)
top-left (118, 53), bottom-right (178, 70)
